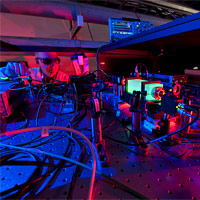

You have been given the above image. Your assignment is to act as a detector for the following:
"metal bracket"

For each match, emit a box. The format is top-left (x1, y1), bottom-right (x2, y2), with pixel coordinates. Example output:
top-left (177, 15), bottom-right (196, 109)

top-left (70, 15), bottom-right (83, 39)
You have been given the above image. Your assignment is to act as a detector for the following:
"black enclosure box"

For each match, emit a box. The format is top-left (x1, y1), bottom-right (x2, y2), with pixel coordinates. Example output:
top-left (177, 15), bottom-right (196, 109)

top-left (161, 95), bottom-right (177, 116)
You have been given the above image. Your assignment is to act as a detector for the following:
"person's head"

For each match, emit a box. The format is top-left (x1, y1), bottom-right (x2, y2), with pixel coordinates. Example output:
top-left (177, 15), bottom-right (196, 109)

top-left (35, 52), bottom-right (60, 77)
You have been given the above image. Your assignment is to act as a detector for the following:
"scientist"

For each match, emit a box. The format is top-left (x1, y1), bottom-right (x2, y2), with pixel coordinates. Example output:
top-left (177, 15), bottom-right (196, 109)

top-left (0, 52), bottom-right (69, 83)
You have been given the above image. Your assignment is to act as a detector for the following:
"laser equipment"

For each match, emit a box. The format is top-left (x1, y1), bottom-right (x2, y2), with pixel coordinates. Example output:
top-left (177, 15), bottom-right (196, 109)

top-left (144, 82), bottom-right (164, 101)
top-left (126, 78), bottom-right (165, 102)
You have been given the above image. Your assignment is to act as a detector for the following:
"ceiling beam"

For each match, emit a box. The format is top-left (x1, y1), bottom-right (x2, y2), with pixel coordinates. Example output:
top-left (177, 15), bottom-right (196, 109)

top-left (0, 51), bottom-right (97, 57)
top-left (0, 36), bottom-right (108, 52)
top-left (0, 40), bottom-right (20, 51)
top-left (0, 0), bottom-right (171, 26)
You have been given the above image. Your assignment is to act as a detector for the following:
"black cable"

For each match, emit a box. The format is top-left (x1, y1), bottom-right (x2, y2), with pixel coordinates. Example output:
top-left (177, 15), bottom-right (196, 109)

top-left (53, 95), bottom-right (68, 126)
top-left (15, 76), bottom-right (43, 83)
top-left (1, 151), bottom-right (43, 199)
top-left (13, 133), bottom-right (74, 198)
top-left (154, 142), bottom-right (194, 159)
top-left (100, 173), bottom-right (149, 200)
top-left (0, 80), bottom-right (17, 84)
top-left (8, 83), bottom-right (30, 91)
top-left (17, 158), bottom-right (54, 199)
top-left (37, 84), bottom-right (76, 116)
top-left (105, 105), bottom-right (199, 146)
top-left (17, 111), bottom-right (29, 130)
top-left (47, 112), bottom-right (78, 127)
top-left (143, 134), bottom-right (195, 159)
top-left (5, 103), bottom-right (72, 148)
top-left (1, 160), bottom-right (74, 168)
top-left (180, 138), bottom-right (200, 144)
top-left (0, 112), bottom-right (29, 142)
top-left (70, 104), bottom-right (87, 129)
top-left (36, 94), bottom-right (49, 127)
top-left (28, 130), bottom-right (69, 148)
top-left (12, 128), bottom-right (71, 148)
top-left (67, 143), bottom-right (87, 200)
top-left (31, 134), bottom-right (76, 197)
top-left (104, 108), bottom-right (139, 139)
top-left (145, 106), bottom-right (199, 144)
top-left (96, 44), bottom-right (112, 78)
top-left (41, 103), bottom-right (75, 116)
top-left (17, 149), bottom-right (65, 199)
top-left (103, 134), bottom-right (140, 146)
top-left (37, 87), bottom-right (44, 105)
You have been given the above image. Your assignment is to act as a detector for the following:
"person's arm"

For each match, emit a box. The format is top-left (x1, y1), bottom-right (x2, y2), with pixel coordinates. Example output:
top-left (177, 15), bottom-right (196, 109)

top-left (0, 67), bottom-right (9, 79)
top-left (0, 62), bottom-right (29, 79)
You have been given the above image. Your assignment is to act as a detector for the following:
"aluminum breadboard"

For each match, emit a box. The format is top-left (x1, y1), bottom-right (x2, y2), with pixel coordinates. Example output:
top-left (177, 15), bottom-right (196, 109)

top-left (0, 93), bottom-right (200, 199)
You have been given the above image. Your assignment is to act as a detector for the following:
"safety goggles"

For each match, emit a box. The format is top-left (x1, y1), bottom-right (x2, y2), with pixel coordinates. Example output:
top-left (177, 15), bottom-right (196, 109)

top-left (36, 57), bottom-right (60, 65)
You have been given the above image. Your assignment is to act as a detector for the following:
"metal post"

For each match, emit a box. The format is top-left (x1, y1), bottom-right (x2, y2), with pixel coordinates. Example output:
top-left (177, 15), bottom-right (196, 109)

top-left (132, 111), bottom-right (141, 133)
top-left (91, 116), bottom-right (102, 143)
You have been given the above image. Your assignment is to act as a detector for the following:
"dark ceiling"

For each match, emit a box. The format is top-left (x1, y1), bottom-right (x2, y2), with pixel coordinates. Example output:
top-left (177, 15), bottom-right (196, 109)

top-left (72, 0), bottom-right (200, 20)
